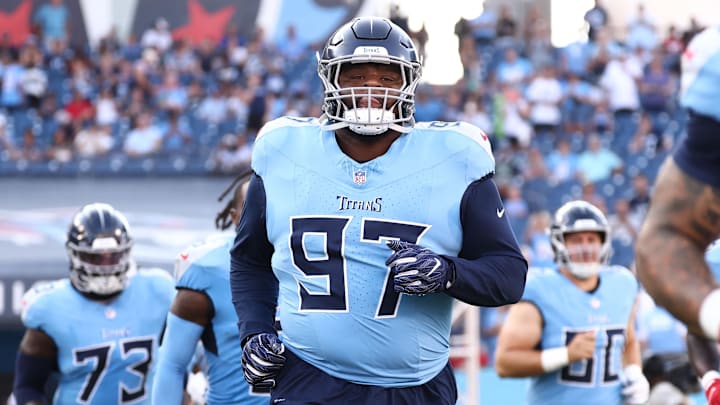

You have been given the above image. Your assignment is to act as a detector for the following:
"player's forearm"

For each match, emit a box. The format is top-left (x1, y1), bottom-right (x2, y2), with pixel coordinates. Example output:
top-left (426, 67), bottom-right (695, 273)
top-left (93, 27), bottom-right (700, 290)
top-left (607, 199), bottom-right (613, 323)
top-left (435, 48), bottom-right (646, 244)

top-left (621, 337), bottom-right (642, 369)
top-left (495, 349), bottom-right (546, 378)
top-left (230, 256), bottom-right (278, 342)
top-left (152, 313), bottom-right (203, 405)
top-left (445, 255), bottom-right (527, 306)
top-left (636, 161), bottom-right (720, 335)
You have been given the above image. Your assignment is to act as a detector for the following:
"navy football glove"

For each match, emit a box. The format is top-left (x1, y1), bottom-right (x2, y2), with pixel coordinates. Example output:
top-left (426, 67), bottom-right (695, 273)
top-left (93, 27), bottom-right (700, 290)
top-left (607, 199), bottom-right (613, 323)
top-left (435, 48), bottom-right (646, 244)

top-left (241, 333), bottom-right (286, 389)
top-left (385, 240), bottom-right (455, 295)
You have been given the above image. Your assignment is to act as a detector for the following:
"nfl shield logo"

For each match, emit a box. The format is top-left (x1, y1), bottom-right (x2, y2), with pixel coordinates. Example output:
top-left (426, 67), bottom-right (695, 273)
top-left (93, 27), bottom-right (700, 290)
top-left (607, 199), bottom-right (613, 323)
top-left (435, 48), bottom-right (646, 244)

top-left (353, 170), bottom-right (367, 185)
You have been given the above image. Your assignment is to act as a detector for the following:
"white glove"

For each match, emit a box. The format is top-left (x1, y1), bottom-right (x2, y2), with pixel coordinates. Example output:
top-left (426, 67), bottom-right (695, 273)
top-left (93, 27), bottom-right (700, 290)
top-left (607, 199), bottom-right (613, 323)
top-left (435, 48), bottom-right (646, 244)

top-left (622, 364), bottom-right (650, 405)
top-left (186, 370), bottom-right (208, 405)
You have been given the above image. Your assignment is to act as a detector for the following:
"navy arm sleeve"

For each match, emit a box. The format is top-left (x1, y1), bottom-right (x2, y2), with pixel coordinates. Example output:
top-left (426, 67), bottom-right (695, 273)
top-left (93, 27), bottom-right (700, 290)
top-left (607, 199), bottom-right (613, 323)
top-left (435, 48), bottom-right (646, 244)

top-left (442, 175), bottom-right (528, 306)
top-left (230, 173), bottom-right (278, 344)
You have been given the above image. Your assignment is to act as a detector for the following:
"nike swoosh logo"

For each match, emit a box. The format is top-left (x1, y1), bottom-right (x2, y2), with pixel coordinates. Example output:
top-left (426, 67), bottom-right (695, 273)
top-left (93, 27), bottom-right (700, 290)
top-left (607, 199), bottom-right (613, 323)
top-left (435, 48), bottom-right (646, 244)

top-left (496, 208), bottom-right (505, 218)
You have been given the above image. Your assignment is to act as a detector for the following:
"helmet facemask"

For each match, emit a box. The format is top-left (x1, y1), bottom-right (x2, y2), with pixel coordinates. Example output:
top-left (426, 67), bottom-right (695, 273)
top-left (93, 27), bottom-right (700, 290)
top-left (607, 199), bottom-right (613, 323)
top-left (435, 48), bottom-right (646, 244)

top-left (318, 51), bottom-right (421, 136)
top-left (68, 237), bottom-right (133, 297)
top-left (550, 229), bottom-right (611, 279)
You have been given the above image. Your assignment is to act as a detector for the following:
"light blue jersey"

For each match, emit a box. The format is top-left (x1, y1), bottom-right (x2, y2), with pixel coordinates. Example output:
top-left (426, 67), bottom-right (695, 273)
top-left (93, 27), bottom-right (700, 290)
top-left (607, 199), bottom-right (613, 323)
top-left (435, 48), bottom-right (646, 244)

top-left (21, 269), bottom-right (175, 405)
top-left (522, 267), bottom-right (639, 405)
top-left (174, 235), bottom-right (267, 404)
top-left (681, 27), bottom-right (720, 122)
top-left (252, 117), bottom-right (494, 387)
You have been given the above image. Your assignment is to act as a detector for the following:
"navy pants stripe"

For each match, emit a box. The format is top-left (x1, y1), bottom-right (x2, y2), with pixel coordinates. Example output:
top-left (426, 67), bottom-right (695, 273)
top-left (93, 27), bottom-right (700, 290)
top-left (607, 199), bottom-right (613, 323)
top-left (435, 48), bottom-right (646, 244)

top-left (270, 349), bottom-right (458, 405)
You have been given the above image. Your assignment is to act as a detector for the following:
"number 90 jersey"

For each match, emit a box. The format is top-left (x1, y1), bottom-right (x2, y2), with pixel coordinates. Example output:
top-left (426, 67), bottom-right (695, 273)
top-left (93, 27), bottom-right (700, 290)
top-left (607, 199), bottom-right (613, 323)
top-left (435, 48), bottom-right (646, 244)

top-left (21, 269), bottom-right (175, 405)
top-left (252, 117), bottom-right (494, 387)
top-left (521, 267), bottom-right (639, 405)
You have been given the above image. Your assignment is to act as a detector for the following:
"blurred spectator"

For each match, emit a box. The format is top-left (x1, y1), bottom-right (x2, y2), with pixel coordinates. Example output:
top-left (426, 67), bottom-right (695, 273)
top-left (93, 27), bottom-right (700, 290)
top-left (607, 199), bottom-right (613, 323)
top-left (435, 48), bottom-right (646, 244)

top-left (560, 40), bottom-right (592, 78)
top-left (525, 19), bottom-right (553, 68)
top-left (389, 4), bottom-right (410, 34)
top-left (587, 28), bottom-right (623, 79)
top-left (562, 72), bottom-right (596, 134)
top-left (1, 50), bottom-right (26, 111)
top-left (17, 129), bottom-right (43, 162)
top-left (457, 99), bottom-right (491, 132)
top-left (95, 87), bottom-right (119, 126)
top-left (123, 113), bottom-right (163, 158)
top-left (21, 47), bottom-right (48, 110)
top-left (496, 48), bottom-right (533, 86)
top-left (580, 181), bottom-right (606, 212)
top-left (523, 211), bottom-right (554, 268)
top-left (495, 5), bottom-right (517, 50)
top-left (503, 184), bottom-right (529, 221)
top-left (33, 0), bottom-right (70, 48)
top-left (525, 65), bottom-right (563, 134)
top-left (524, 148), bottom-right (549, 181)
top-left (161, 112), bottom-right (192, 153)
top-left (639, 54), bottom-right (674, 114)
top-left (156, 70), bottom-right (188, 114)
top-left (584, 0), bottom-right (609, 41)
top-left (165, 39), bottom-right (198, 74)
top-left (545, 138), bottom-right (579, 184)
top-left (46, 127), bottom-right (74, 163)
top-left (64, 89), bottom-right (94, 129)
top-left (628, 113), bottom-right (658, 155)
top-left (625, 3), bottom-right (658, 52)
top-left (599, 50), bottom-right (642, 116)
top-left (577, 135), bottom-right (622, 183)
top-left (468, 7), bottom-right (497, 48)
top-left (276, 25), bottom-right (307, 64)
top-left (141, 18), bottom-right (172, 53)
top-left (197, 87), bottom-right (228, 124)
top-left (591, 102), bottom-right (614, 134)
top-left (211, 133), bottom-right (251, 174)
top-left (608, 198), bottom-right (640, 245)
top-left (493, 83), bottom-right (532, 147)
top-left (628, 173), bottom-right (651, 221)
top-left (74, 123), bottom-right (114, 158)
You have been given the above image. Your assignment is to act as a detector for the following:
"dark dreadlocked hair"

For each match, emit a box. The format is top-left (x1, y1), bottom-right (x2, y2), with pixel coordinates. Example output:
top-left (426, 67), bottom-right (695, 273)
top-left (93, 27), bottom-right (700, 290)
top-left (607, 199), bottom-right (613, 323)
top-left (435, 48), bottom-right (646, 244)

top-left (215, 168), bottom-right (253, 230)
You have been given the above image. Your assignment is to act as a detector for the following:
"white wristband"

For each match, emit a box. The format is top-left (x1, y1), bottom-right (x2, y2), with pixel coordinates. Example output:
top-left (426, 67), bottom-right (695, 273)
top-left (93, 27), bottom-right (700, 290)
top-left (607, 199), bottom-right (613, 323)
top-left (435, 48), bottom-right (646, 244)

top-left (702, 370), bottom-right (720, 391)
top-left (541, 347), bottom-right (570, 372)
top-left (699, 289), bottom-right (720, 340)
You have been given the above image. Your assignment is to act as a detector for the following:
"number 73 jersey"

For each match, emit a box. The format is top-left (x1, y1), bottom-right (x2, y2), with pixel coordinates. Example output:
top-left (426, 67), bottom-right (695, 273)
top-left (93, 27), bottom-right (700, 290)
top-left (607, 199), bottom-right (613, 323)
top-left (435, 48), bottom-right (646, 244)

top-left (251, 118), bottom-right (494, 387)
top-left (21, 269), bottom-right (175, 405)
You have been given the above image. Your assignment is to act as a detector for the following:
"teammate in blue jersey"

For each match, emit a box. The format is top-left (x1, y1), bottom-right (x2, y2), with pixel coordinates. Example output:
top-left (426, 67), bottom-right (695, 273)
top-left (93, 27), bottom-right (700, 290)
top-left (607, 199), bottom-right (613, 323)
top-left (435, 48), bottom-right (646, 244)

top-left (230, 16), bottom-right (528, 405)
top-left (634, 27), bottom-right (720, 405)
top-left (636, 26), bottom-right (720, 354)
top-left (152, 172), bottom-right (269, 405)
top-left (13, 203), bottom-right (175, 405)
top-left (495, 201), bottom-right (649, 405)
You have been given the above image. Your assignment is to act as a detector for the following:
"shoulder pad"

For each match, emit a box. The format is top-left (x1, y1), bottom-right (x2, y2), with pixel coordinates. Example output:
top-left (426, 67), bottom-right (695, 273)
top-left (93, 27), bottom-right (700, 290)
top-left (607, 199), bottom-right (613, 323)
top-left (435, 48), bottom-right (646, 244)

top-left (256, 116), bottom-right (319, 140)
top-left (21, 279), bottom-right (66, 323)
top-left (415, 121), bottom-right (493, 161)
top-left (174, 236), bottom-right (230, 281)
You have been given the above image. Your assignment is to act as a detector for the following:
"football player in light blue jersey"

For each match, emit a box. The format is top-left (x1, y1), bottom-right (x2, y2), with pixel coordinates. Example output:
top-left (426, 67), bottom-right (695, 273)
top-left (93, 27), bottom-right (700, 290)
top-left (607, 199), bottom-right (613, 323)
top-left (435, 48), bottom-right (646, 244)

top-left (231, 16), bottom-right (528, 405)
top-left (152, 172), bottom-right (269, 405)
top-left (496, 201), bottom-right (649, 405)
top-left (637, 25), bottom-right (720, 369)
top-left (13, 203), bottom-right (175, 405)
top-left (635, 27), bottom-right (720, 405)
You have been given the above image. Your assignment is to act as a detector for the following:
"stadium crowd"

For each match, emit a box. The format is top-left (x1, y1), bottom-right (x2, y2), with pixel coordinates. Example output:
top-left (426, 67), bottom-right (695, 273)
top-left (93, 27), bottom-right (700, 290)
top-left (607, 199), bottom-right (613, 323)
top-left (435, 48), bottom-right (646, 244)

top-left (0, 0), bottom-right (708, 386)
